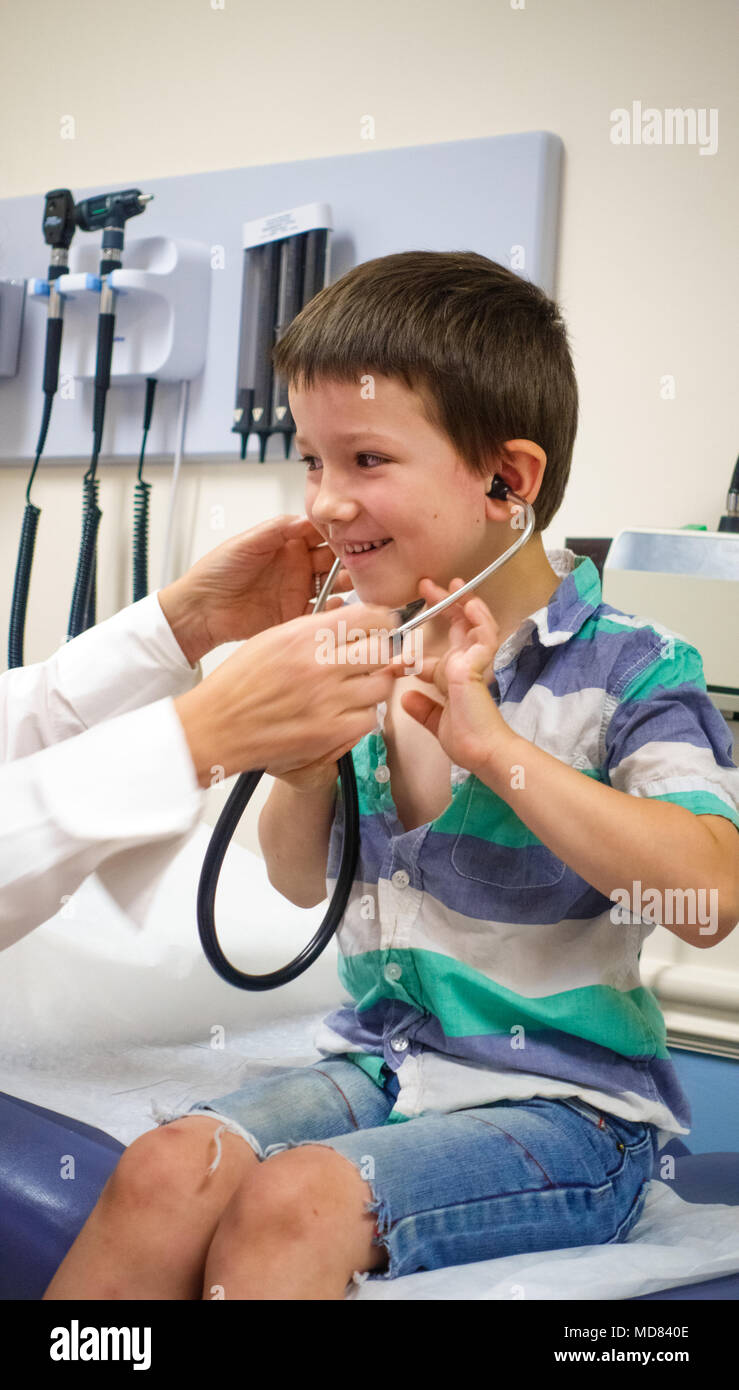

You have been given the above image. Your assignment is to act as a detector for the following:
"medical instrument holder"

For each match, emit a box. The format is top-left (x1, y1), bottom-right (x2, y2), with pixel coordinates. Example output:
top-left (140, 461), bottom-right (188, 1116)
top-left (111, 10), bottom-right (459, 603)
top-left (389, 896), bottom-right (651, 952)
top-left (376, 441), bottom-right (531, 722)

top-left (232, 201), bottom-right (332, 462)
top-left (196, 478), bottom-right (533, 990)
top-left (28, 236), bottom-right (211, 642)
top-left (0, 279), bottom-right (26, 378)
top-left (27, 235), bottom-right (212, 384)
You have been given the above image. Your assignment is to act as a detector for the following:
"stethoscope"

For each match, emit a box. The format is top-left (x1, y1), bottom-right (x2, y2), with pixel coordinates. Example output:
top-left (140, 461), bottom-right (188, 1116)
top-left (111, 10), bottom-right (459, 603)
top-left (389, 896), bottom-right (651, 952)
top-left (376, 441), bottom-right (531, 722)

top-left (197, 475), bottom-right (535, 989)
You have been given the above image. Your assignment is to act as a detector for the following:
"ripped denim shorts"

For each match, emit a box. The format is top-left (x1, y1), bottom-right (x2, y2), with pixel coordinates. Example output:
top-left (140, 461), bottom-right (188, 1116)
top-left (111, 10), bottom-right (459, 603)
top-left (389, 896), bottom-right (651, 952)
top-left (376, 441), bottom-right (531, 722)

top-left (151, 1057), bottom-right (659, 1289)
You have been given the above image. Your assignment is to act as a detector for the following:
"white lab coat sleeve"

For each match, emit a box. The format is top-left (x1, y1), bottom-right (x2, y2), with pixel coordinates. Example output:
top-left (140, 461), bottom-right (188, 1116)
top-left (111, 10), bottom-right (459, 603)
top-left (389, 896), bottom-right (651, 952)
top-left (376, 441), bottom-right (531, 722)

top-left (0, 590), bottom-right (202, 761)
top-left (0, 591), bottom-right (208, 951)
top-left (0, 696), bottom-right (205, 951)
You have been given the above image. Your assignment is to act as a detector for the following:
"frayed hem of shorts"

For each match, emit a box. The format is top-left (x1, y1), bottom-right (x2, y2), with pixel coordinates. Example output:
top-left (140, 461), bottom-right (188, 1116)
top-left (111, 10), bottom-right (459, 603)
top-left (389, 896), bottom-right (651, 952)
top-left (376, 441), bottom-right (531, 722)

top-left (260, 1137), bottom-right (395, 1288)
top-left (146, 1100), bottom-right (264, 1176)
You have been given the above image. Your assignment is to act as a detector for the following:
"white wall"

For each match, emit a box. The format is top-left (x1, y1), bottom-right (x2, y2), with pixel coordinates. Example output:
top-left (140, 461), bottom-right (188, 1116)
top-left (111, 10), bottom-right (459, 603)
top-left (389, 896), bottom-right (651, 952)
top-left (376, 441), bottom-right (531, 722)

top-left (1, 0), bottom-right (737, 1029)
top-left (1, 0), bottom-right (736, 650)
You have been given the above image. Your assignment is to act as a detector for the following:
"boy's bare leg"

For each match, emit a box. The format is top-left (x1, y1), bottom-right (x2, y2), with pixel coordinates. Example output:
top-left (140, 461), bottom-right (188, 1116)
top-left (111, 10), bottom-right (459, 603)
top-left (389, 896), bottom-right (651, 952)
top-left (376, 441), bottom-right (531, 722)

top-left (43, 1116), bottom-right (260, 1301)
top-left (202, 1144), bottom-right (388, 1300)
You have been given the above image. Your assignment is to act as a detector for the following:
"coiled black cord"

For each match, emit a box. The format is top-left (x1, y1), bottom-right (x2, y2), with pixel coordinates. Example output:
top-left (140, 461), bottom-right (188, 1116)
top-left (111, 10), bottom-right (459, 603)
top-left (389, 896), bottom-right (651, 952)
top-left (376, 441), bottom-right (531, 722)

top-left (8, 502), bottom-right (41, 670)
top-left (133, 480), bottom-right (151, 603)
top-left (133, 378), bottom-right (157, 603)
top-left (67, 308), bottom-right (115, 640)
top-left (87, 542), bottom-right (97, 631)
top-left (197, 754), bottom-right (359, 990)
top-left (7, 389), bottom-right (55, 668)
top-left (68, 475), bottom-right (102, 640)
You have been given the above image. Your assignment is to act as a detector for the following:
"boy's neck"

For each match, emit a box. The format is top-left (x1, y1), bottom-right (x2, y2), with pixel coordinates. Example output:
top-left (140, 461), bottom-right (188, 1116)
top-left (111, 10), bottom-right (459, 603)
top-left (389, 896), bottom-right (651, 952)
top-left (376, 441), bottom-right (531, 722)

top-left (421, 534), bottom-right (563, 659)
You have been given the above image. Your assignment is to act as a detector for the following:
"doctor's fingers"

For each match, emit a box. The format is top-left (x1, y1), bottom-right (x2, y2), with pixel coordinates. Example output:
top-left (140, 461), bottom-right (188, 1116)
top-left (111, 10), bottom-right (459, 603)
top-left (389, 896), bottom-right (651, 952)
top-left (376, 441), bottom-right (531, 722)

top-left (332, 631), bottom-right (405, 673)
top-left (339, 667), bottom-right (395, 708)
top-left (316, 722), bottom-right (383, 766)
top-left (267, 698), bottom-right (385, 772)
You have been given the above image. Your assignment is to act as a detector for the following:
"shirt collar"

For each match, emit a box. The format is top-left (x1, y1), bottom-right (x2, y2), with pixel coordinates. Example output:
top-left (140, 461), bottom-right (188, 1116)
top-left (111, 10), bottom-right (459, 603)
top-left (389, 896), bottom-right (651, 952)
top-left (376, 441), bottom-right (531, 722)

top-left (492, 548), bottom-right (603, 672)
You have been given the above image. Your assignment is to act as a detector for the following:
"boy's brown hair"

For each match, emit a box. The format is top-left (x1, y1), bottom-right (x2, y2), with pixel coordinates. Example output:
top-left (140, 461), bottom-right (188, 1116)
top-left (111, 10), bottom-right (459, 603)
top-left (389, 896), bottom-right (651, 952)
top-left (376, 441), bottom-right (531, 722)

top-left (271, 250), bottom-right (578, 533)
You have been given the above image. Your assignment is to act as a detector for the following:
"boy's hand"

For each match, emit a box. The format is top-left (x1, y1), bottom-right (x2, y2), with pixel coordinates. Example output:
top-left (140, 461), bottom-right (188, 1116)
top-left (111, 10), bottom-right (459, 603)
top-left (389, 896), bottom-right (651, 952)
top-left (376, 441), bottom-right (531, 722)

top-left (399, 577), bottom-right (519, 779)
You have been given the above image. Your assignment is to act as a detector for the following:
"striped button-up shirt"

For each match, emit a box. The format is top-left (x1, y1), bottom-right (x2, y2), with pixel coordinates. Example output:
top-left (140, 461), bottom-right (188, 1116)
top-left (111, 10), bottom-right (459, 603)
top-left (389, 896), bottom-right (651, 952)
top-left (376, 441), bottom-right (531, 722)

top-left (315, 549), bottom-right (739, 1149)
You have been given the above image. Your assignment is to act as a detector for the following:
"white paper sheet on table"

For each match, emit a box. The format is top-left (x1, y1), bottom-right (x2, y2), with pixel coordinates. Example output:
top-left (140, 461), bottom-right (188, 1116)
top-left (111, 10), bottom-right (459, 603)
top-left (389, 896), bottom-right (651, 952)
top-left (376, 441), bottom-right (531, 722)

top-left (349, 1183), bottom-right (739, 1300)
top-left (1, 824), bottom-right (737, 1301)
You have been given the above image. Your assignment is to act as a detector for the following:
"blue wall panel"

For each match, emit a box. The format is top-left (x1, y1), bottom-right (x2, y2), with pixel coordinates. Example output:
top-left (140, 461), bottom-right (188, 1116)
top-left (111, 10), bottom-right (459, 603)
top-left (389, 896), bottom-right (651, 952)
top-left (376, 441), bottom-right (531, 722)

top-left (0, 131), bottom-right (562, 464)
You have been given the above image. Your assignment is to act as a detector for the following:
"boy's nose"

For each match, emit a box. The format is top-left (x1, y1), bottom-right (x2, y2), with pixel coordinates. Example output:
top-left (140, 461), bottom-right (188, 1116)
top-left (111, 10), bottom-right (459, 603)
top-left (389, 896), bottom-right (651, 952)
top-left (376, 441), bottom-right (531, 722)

top-left (310, 479), bottom-right (359, 531)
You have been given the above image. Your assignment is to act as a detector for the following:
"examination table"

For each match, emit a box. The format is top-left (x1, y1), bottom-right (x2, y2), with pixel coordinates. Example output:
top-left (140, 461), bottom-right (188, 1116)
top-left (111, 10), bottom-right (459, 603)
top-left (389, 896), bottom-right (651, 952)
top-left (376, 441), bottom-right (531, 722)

top-left (2, 826), bottom-right (738, 1301)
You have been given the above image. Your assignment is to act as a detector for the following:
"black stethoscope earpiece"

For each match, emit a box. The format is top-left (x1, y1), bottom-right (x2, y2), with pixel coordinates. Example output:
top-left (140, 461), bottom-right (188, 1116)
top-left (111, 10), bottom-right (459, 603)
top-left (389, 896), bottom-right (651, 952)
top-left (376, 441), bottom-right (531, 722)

top-left (487, 473), bottom-right (511, 500)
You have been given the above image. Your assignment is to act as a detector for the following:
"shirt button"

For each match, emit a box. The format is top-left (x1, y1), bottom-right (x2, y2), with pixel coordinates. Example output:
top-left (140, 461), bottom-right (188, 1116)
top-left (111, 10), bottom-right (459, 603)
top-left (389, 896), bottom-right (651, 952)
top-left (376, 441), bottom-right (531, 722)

top-left (391, 869), bottom-right (410, 889)
top-left (390, 1036), bottom-right (409, 1052)
top-left (384, 963), bottom-right (402, 982)
top-left (375, 765), bottom-right (391, 783)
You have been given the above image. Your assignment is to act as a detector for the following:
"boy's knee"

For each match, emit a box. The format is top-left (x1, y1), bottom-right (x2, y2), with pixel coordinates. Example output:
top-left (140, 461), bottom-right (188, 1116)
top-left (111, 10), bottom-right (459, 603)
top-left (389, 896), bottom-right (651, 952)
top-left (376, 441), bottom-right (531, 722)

top-left (109, 1117), bottom-right (254, 1206)
top-left (230, 1144), bottom-right (373, 1243)
top-left (210, 1145), bottom-right (389, 1281)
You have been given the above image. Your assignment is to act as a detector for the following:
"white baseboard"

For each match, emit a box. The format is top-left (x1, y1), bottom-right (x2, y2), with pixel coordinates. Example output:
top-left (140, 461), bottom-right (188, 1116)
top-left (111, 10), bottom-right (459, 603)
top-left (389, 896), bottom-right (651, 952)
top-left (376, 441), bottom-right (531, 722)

top-left (641, 957), bottom-right (739, 1058)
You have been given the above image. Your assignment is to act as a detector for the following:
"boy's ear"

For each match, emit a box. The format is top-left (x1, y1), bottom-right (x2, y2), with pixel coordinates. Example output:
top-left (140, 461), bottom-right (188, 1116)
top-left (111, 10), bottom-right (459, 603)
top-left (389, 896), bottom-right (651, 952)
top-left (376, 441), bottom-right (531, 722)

top-left (484, 441), bottom-right (546, 514)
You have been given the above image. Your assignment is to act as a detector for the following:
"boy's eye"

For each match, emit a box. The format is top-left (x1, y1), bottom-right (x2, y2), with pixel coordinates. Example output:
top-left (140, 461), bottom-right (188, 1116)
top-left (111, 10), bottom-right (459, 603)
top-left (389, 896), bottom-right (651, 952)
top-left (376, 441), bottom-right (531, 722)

top-left (300, 453), bottom-right (387, 471)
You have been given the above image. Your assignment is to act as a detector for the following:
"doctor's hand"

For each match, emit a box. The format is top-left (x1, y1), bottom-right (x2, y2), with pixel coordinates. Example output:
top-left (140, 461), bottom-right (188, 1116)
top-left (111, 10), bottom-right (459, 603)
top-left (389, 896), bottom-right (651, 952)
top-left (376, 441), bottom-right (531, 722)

top-left (158, 514), bottom-right (351, 664)
top-left (174, 602), bottom-right (397, 788)
top-left (399, 577), bottom-right (519, 780)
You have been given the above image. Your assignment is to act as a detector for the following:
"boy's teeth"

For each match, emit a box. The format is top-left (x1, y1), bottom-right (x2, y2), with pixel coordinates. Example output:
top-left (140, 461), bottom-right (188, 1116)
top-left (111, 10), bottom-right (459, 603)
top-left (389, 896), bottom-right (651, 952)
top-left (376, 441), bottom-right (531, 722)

top-left (345, 539), bottom-right (391, 553)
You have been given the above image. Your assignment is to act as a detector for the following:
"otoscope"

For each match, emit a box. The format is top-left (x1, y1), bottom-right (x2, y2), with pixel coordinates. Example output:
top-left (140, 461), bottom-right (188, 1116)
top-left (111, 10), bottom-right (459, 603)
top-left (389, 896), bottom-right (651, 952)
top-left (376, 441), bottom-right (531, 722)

top-left (7, 189), bottom-right (77, 668)
top-left (67, 189), bottom-right (153, 639)
top-left (196, 476), bottom-right (534, 991)
top-left (718, 454), bottom-right (739, 534)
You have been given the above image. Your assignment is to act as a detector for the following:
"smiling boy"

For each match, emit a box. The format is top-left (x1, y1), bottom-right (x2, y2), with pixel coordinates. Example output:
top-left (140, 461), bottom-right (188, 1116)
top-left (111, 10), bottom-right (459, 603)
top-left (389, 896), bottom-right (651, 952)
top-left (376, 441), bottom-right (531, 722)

top-left (256, 251), bottom-right (739, 1283)
top-left (45, 252), bottom-right (739, 1301)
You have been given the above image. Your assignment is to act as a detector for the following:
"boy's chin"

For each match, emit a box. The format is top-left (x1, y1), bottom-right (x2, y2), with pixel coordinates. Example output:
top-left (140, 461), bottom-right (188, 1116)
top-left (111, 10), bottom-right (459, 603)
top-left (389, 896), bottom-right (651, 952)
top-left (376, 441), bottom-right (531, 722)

top-left (350, 575), bottom-right (421, 609)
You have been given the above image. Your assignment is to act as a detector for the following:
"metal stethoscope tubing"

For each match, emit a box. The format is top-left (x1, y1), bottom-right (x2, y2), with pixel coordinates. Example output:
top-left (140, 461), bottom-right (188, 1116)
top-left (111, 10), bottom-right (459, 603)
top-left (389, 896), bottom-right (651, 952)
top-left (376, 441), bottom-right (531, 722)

top-left (196, 482), bottom-right (534, 990)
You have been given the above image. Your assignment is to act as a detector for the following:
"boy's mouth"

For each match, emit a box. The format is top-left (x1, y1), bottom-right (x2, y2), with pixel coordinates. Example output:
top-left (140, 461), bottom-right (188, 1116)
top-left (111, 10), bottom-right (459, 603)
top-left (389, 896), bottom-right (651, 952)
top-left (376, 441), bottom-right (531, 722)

top-left (339, 537), bottom-right (393, 565)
